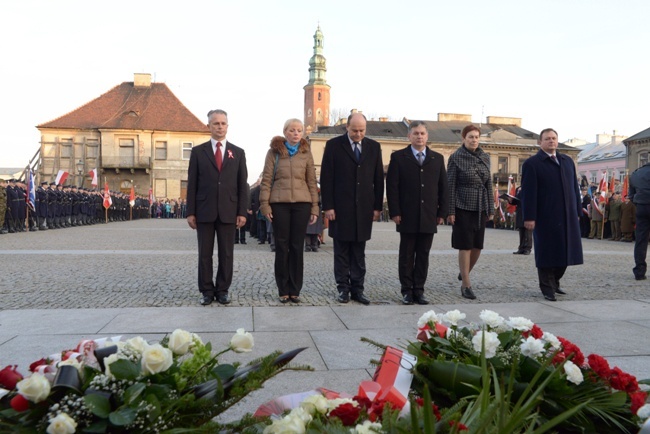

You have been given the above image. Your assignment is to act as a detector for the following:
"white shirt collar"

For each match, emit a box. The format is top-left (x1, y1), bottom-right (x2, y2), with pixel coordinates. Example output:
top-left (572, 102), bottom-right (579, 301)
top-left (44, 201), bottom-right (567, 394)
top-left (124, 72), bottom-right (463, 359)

top-left (211, 138), bottom-right (227, 154)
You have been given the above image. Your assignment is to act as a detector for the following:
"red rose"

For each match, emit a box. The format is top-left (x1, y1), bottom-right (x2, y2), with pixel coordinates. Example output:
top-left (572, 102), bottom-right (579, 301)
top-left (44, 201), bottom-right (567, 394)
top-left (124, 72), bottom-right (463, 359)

top-left (0, 365), bottom-right (23, 390)
top-left (630, 390), bottom-right (648, 415)
top-left (329, 402), bottom-right (361, 426)
top-left (10, 394), bottom-right (30, 412)
top-left (587, 354), bottom-right (611, 379)
top-left (353, 395), bottom-right (372, 410)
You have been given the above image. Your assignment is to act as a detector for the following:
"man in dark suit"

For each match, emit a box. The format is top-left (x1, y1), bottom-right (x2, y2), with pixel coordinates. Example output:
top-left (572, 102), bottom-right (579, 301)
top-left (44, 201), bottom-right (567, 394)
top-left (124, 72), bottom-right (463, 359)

top-left (320, 113), bottom-right (384, 305)
top-left (521, 128), bottom-right (583, 301)
top-left (386, 121), bottom-right (448, 305)
top-left (186, 109), bottom-right (248, 306)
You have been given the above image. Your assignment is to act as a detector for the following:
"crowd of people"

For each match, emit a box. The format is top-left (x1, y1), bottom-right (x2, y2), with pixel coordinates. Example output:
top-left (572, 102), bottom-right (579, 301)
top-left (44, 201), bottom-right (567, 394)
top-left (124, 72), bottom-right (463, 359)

top-left (0, 179), bottom-right (151, 233)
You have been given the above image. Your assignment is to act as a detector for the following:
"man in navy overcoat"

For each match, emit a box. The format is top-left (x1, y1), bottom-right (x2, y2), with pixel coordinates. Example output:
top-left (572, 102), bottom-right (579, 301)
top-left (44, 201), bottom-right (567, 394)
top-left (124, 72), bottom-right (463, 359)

top-left (521, 128), bottom-right (583, 301)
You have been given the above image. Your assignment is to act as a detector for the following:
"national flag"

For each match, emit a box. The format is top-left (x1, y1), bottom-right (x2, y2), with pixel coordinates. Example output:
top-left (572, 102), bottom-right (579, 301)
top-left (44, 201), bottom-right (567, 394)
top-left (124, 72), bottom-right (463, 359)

top-left (494, 182), bottom-right (500, 209)
top-left (129, 186), bottom-right (135, 207)
top-left (621, 174), bottom-right (629, 198)
top-left (506, 175), bottom-right (516, 214)
top-left (593, 196), bottom-right (604, 216)
top-left (55, 170), bottom-right (69, 186)
top-left (88, 168), bottom-right (98, 186)
top-left (498, 202), bottom-right (506, 222)
top-left (609, 174), bottom-right (616, 194)
top-left (598, 171), bottom-right (608, 198)
top-left (148, 188), bottom-right (153, 204)
top-left (27, 170), bottom-right (36, 211)
top-left (103, 183), bottom-right (112, 209)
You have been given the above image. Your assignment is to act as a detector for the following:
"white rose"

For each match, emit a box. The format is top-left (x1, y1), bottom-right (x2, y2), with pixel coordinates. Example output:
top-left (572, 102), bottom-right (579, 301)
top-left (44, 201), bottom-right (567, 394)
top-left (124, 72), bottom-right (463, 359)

top-left (471, 330), bottom-right (500, 359)
top-left (289, 406), bottom-right (313, 425)
top-left (168, 329), bottom-right (193, 355)
top-left (230, 329), bottom-right (254, 353)
top-left (479, 310), bottom-right (505, 329)
top-left (637, 403), bottom-right (650, 419)
top-left (46, 412), bottom-right (77, 434)
top-left (300, 394), bottom-right (329, 414)
top-left (564, 360), bottom-right (584, 385)
top-left (141, 344), bottom-right (173, 375)
top-left (58, 358), bottom-right (82, 372)
top-left (353, 420), bottom-right (384, 434)
top-left (17, 374), bottom-right (51, 403)
top-left (125, 336), bottom-right (148, 354)
top-left (417, 310), bottom-right (440, 328)
top-left (542, 332), bottom-right (561, 350)
top-left (263, 413), bottom-right (306, 434)
top-left (519, 336), bottom-right (545, 358)
top-left (506, 316), bottom-right (534, 332)
top-left (442, 309), bottom-right (466, 326)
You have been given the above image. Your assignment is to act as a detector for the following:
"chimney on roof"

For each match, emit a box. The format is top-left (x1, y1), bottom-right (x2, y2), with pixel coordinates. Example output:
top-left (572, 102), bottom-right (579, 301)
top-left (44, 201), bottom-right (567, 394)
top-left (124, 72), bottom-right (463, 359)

top-left (438, 113), bottom-right (472, 122)
top-left (486, 116), bottom-right (521, 126)
top-left (134, 73), bottom-right (152, 88)
top-left (379, 116), bottom-right (388, 122)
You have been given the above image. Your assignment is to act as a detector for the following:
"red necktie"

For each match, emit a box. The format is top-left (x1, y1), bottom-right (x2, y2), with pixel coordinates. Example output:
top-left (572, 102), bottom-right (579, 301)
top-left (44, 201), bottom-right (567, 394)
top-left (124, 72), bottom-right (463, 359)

top-left (215, 141), bottom-right (223, 171)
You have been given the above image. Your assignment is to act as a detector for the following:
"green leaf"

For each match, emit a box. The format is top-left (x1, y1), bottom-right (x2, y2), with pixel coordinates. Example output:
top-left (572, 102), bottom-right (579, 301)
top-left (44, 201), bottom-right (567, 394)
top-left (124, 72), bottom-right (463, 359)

top-left (108, 407), bottom-right (137, 426)
top-left (109, 359), bottom-right (140, 381)
top-left (84, 393), bottom-right (111, 418)
top-left (213, 364), bottom-right (236, 381)
top-left (145, 393), bottom-right (162, 422)
top-left (123, 382), bottom-right (146, 405)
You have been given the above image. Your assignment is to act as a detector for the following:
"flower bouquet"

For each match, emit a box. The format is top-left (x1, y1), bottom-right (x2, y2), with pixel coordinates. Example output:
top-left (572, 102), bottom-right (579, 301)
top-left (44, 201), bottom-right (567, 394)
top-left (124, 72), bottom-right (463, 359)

top-left (0, 329), bottom-right (309, 433)
top-left (409, 309), bottom-right (650, 433)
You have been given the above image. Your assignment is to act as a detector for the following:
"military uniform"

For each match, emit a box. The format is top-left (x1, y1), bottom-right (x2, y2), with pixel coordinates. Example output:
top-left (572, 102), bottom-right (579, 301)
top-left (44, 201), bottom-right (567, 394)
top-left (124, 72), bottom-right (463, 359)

top-left (36, 181), bottom-right (49, 229)
top-left (0, 179), bottom-right (7, 234)
top-left (629, 163), bottom-right (650, 280)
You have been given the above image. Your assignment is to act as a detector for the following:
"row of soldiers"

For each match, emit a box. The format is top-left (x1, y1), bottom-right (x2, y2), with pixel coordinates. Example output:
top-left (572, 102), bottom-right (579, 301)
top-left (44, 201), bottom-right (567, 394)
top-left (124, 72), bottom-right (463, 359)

top-left (1, 178), bottom-right (152, 234)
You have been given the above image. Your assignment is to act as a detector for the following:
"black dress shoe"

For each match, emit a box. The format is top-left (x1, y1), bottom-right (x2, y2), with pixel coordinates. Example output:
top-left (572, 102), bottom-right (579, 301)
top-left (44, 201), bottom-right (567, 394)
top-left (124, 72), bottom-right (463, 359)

top-left (240, 241), bottom-right (246, 244)
top-left (414, 295), bottom-right (429, 305)
top-left (543, 294), bottom-right (557, 302)
top-left (234, 240), bottom-right (239, 244)
top-left (200, 295), bottom-right (214, 306)
top-left (555, 288), bottom-right (567, 295)
top-left (635, 275), bottom-right (647, 281)
top-left (461, 286), bottom-right (476, 300)
top-left (522, 251), bottom-right (531, 255)
top-left (337, 293), bottom-right (350, 303)
top-left (351, 293), bottom-right (370, 305)
top-left (216, 294), bottom-right (231, 305)
top-left (402, 294), bottom-right (414, 305)
top-left (513, 250), bottom-right (523, 254)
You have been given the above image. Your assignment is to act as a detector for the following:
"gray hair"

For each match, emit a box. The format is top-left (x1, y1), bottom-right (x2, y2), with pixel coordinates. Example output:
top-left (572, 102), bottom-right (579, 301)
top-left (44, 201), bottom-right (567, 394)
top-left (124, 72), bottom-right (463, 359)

top-left (408, 120), bottom-right (427, 133)
top-left (207, 109), bottom-right (228, 120)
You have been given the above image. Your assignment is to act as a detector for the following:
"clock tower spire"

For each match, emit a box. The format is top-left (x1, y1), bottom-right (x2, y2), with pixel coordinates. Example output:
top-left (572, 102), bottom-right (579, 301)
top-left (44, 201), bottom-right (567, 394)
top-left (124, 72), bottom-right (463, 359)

top-left (304, 25), bottom-right (330, 134)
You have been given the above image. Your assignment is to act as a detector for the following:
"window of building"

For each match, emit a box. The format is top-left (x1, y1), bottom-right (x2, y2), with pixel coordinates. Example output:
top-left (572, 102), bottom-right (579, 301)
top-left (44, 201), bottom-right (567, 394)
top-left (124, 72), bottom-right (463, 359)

top-left (155, 179), bottom-right (167, 198)
top-left (498, 156), bottom-right (508, 174)
top-left (182, 142), bottom-right (193, 160)
top-left (61, 138), bottom-right (73, 158)
top-left (155, 141), bottom-right (168, 160)
top-left (640, 152), bottom-right (649, 167)
top-left (318, 92), bottom-right (321, 101)
top-left (119, 138), bottom-right (135, 147)
top-left (518, 158), bottom-right (526, 175)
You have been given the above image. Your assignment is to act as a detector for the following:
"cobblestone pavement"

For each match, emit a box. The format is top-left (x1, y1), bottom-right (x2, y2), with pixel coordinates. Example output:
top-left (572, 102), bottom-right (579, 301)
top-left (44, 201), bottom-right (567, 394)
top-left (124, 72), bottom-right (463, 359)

top-left (0, 219), bottom-right (647, 309)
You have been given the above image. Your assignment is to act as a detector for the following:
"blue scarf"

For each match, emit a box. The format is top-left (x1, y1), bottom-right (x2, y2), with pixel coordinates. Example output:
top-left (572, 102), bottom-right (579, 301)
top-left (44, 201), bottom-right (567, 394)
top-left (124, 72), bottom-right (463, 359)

top-left (285, 141), bottom-right (299, 157)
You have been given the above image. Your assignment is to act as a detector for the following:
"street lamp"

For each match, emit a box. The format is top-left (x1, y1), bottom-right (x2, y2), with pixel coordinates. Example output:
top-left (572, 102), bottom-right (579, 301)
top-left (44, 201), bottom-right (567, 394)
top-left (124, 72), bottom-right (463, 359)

top-left (76, 160), bottom-right (84, 187)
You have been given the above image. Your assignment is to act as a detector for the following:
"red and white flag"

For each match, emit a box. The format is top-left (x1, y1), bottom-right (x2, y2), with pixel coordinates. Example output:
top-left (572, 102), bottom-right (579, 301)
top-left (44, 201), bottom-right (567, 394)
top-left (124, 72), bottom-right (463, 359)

top-left (103, 183), bottom-right (112, 209)
top-left (88, 168), bottom-right (98, 186)
top-left (494, 182), bottom-right (500, 209)
top-left (506, 175), bottom-right (516, 214)
top-left (55, 170), bottom-right (69, 185)
top-left (148, 188), bottom-right (153, 204)
top-left (129, 186), bottom-right (135, 207)
top-left (598, 172), bottom-right (608, 200)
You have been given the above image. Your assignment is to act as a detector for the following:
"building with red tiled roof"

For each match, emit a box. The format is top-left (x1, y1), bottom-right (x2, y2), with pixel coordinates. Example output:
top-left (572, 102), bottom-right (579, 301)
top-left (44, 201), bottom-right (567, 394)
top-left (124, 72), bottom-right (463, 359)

top-left (37, 73), bottom-right (209, 199)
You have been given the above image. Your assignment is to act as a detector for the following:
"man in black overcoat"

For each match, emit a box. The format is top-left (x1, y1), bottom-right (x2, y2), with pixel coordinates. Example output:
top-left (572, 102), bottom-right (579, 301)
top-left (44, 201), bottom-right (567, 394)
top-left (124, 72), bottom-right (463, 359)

top-left (386, 121), bottom-right (448, 305)
top-left (320, 113), bottom-right (384, 304)
top-left (521, 128), bottom-right (583, 301)
top-left (186, 109), bottom-right (248, 306)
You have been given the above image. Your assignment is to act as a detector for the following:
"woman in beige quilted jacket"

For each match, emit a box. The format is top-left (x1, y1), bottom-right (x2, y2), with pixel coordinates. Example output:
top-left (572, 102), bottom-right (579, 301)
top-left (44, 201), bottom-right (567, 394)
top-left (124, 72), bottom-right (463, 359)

top-left (260, 119), bottom-right (319, 303)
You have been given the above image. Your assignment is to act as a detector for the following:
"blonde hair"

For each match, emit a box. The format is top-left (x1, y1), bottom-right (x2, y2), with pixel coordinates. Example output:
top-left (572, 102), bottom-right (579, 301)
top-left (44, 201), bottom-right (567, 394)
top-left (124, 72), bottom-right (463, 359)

top-left (283, 118), bottom-right (303, 133)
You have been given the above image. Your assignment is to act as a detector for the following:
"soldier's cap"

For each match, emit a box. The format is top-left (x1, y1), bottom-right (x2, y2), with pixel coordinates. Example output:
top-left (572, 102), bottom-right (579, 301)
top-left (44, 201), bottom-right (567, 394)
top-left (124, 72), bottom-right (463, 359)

top-left (70, 185), bottom-right (77, 189)
top-left (9, 178), bottom-right (16, 183)
top-left (40, 181), bottom-right (48, 185)
top-left (49, 182), bottom-right (56, 186)
top-left (57, 184), bottom-right (62, 187)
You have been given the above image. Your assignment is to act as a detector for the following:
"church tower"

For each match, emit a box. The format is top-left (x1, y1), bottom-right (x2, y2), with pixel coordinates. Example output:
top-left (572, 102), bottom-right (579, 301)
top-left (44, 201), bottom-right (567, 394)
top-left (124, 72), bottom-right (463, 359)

top-left (304, 26), bottom-right (330, 134)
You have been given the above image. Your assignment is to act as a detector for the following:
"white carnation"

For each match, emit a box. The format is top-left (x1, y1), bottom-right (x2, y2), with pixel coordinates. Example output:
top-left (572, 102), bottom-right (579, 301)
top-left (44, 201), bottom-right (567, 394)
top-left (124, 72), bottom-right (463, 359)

top-left (519, 336), bottom-right (545, 358)
top-left (564, 360), bottom-right (584, 385)
top-left (636, 403), bottom-right (650, 419)
top-left (471, 330), bottom-right (500, 358)
top-left (417, 310), bottom-right (440, 328)
top-left (506, 316), bottom-right (534, 332)
top-left (542, 332), bottom-right (561, 350)
top-left (479, 310), bottom-right (505, 328)
top-left (442, 309), bottom-right (466, 326)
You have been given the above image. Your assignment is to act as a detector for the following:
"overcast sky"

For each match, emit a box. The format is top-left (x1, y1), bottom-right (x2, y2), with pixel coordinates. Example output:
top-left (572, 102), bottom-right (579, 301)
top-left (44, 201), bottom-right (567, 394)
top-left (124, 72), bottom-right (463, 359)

top-left (1, 0), bottom-right (649, 181)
